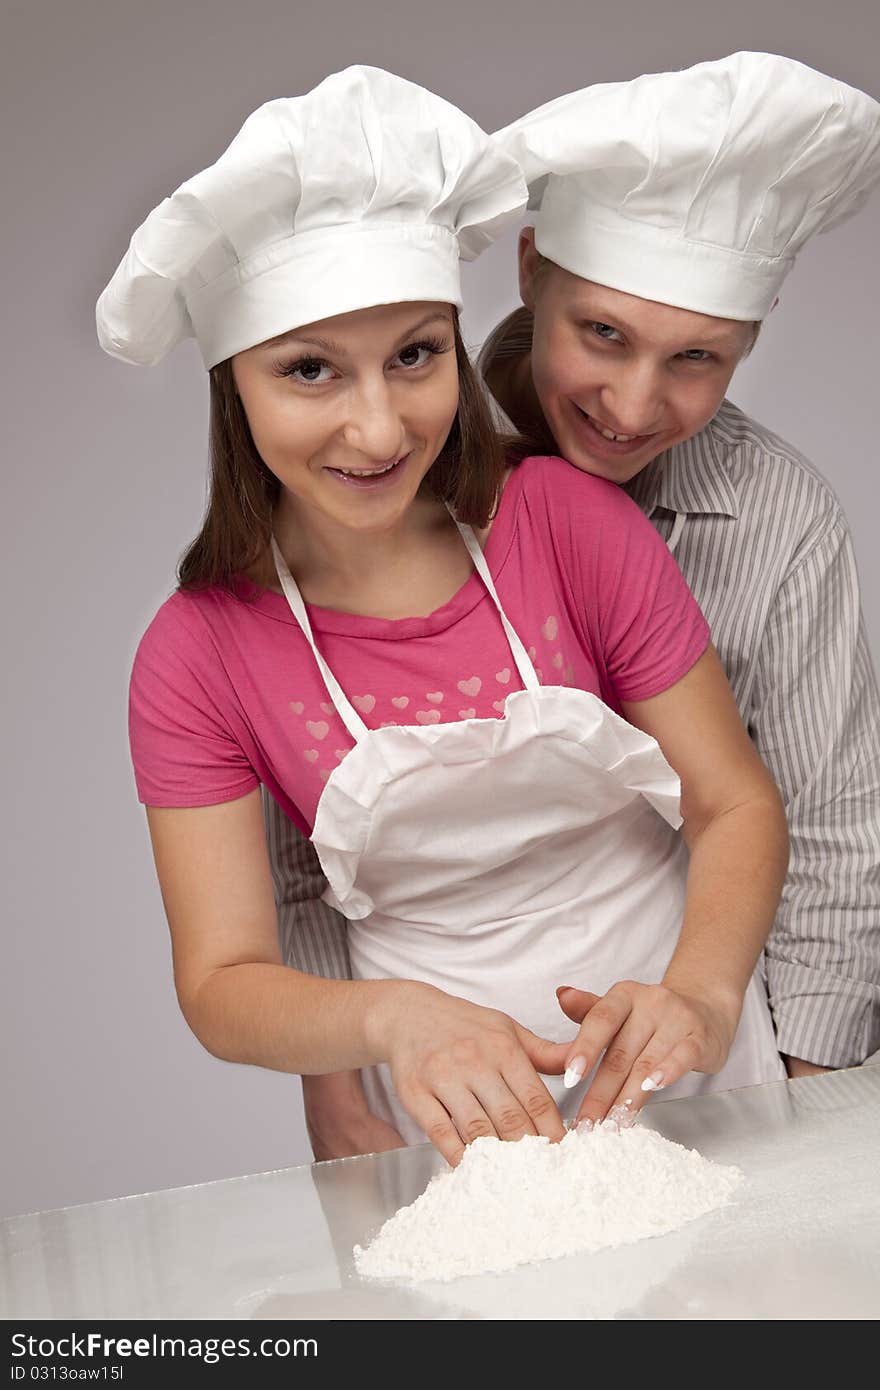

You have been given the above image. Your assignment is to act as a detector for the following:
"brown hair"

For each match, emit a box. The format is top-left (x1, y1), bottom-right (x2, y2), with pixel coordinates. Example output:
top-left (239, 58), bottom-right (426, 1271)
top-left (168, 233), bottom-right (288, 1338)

top-left (478, 303), bottom-right (556, 457)
top-left (177, 309), bottom-right (507, 592)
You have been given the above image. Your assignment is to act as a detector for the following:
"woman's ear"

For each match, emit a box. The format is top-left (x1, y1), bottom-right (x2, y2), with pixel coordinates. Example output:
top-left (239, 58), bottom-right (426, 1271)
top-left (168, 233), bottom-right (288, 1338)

top-left (518, 227), bottom-right (540, 311)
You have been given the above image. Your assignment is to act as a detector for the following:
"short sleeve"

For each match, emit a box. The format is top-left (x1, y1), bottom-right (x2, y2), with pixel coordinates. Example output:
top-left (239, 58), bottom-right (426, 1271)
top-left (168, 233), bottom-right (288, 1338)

top-left (600, 500), bottom-right (710, 703)
top-left (529, 457), bottom-right (711, 703)
top-left (129, 596), bottom-right (260, 807)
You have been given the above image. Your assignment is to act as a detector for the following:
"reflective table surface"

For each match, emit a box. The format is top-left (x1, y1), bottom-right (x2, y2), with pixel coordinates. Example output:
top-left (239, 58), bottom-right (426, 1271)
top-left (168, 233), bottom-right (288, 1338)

top-left (2, 1067), bottom-right (878, 1320)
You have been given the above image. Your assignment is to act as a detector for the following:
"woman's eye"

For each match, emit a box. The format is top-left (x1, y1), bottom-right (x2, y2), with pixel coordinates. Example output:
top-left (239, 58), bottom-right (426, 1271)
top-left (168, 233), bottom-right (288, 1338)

top-left (273, 356), bottom-right (335, 384)
top-left (590, 322), bottom-right (623, 342)
top-left (396, 343), bottom-right (433, 369)
top-left (681, 349), bottom-right (712, 362)
top-left (290, 359), bottom-right (334, 384)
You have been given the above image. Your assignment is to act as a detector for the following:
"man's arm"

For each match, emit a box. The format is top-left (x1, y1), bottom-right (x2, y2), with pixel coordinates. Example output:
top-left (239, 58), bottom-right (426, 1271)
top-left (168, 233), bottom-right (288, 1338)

top-left (262, 787), bottom-right (351, 977)
top-left (751, 508), bottom-right (880, 1069)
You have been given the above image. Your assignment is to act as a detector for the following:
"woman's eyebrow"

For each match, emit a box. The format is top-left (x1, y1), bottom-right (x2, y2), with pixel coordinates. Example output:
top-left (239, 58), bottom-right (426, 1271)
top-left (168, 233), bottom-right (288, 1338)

top-left (266, 311), bottom-right (451, 355)
top-left (267, 329), bottom-right (347, 354)
top-left (391, 311), bottom-right (452, 348)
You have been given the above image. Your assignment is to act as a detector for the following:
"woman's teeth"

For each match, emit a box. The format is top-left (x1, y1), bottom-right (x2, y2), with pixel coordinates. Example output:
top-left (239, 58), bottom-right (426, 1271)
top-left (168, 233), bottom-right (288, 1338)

top-left (336, 459), bottom-right (399, 476)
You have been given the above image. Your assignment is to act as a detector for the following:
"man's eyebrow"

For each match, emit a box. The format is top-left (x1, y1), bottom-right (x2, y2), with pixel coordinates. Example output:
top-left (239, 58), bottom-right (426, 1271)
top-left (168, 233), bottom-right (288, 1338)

top-left (672, 324), bottom-right (746, 347)
top-left (264, 311), bottom-right (452, 355)
top-left (573, 306), bottom-right (743, 347)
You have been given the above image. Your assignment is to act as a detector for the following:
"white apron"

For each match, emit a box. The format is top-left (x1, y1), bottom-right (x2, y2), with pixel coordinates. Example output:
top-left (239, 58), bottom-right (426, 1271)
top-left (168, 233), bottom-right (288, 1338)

top-left (272, 523), bottom-right (784, 1144)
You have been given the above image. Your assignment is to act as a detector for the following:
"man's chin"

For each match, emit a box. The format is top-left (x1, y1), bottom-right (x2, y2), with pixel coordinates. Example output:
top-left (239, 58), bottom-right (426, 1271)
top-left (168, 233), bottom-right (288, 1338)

top-left (554, 435), bottom-right (656, 484)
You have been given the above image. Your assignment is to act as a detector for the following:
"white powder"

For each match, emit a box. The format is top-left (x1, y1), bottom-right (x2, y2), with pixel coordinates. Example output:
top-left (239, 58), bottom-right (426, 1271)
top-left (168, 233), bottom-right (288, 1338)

top-left (354, 1122), bottom-right (743, 1282)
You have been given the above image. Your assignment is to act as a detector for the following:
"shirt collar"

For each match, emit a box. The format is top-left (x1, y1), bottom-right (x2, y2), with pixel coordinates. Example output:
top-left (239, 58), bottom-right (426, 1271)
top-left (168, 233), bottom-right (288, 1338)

top-left (624, 402), bottom-right (740, 519)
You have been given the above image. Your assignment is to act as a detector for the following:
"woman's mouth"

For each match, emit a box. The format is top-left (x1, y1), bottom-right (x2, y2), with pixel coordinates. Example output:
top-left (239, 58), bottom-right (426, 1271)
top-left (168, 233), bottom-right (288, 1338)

top-left (325, 453), bottom-right (410, 489)
top-left (569, 404), bottom-right (659, 458)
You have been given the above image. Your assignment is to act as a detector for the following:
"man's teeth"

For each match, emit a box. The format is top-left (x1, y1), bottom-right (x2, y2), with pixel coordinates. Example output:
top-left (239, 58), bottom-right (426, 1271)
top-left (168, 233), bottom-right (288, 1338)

top-left (336, 459), bottom-right (399, 476)
top-left (593, 419), bottom-right (637, 442)
top-left (578, 408), bottom-right (638, 442)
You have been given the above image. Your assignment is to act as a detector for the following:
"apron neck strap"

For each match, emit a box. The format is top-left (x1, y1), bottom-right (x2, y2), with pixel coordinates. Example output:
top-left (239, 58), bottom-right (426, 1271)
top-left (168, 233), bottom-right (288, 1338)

top-left (270, 507), bottom-right (542, 742)
top-left (452, 515), bottom-right (541, 693)
top-left (270, 537), bottom-right (369, 743)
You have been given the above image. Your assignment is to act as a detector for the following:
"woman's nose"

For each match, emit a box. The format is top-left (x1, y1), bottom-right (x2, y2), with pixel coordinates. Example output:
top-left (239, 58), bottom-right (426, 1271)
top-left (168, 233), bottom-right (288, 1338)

top-left (342, 378), bottom-right (406, 460)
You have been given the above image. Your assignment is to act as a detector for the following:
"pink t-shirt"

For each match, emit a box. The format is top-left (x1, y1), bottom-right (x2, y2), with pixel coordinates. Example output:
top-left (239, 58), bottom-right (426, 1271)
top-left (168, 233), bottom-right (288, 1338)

top-left (130, 456), bottom-right (710, 833)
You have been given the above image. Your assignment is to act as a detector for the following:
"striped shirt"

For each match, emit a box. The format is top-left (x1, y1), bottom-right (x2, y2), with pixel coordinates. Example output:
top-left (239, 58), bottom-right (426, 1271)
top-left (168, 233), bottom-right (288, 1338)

top-left (263, 397), bottom-right (880, 1069)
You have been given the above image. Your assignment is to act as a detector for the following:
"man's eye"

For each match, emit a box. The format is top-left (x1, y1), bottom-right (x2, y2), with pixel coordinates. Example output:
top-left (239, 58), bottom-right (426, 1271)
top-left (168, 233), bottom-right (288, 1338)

top-left (590, 322), bottom-right (622, 342)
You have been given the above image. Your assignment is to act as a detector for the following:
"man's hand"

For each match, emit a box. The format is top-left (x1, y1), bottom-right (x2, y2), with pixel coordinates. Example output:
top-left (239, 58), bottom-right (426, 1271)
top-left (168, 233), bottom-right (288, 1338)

top-left (302, 1071), bottom-right (406, 1161)
top-left (782, 1055), bottom-right (834, 1079)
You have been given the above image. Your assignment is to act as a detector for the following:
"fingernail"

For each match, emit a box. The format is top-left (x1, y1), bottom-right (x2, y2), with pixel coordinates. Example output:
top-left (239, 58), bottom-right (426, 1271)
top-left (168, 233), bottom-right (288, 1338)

top-left (556, 985), bottom-right (576, 997)
top-left (563, 1056), bottom-right (586, 1089)
top-left (607, 1103), bottom-right (637, 1130)
top-left (641, 1071), bottom-right (665, 1093)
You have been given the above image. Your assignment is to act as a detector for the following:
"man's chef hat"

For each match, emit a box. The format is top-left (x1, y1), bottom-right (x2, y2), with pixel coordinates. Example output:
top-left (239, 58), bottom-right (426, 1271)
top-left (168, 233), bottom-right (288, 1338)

top-left (96, 66), bottom-right (527, 369)
top-left (494, 52), bottom-right (880, 321)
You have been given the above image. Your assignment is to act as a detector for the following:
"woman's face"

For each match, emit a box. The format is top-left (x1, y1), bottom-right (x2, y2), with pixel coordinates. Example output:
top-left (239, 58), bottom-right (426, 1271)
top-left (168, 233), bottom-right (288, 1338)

top-left (232, 301), bottom-right (459, 537)
top-left (520, 232), bottom-right (756, 483)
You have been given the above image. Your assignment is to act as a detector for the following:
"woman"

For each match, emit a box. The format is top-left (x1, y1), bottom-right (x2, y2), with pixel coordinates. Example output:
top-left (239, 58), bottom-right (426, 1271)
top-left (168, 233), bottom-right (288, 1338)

top-left (102, 65), bottom-right (788, 1168)
top-left (287, 53), bottom-right (880, 1161)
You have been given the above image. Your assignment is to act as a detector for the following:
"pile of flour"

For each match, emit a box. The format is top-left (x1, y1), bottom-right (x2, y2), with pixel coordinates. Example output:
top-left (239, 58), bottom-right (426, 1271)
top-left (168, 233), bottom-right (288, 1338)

top-left (354, 1122), bottom-right (742, 1282)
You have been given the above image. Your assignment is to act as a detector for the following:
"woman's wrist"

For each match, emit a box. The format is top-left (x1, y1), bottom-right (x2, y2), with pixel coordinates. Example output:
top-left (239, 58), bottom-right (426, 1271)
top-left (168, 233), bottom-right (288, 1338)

top-left (359, 978), bottom-right (432, 1060)
top-left (660, 965), bottom-right (743, 1031)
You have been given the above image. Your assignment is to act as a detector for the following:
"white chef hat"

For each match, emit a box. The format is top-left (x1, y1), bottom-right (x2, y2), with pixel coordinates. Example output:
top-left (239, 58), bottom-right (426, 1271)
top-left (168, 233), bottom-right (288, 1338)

top-left (494, 52), bottom-right (880, 321)
top-left (96, 65), bottom-right (527, 369)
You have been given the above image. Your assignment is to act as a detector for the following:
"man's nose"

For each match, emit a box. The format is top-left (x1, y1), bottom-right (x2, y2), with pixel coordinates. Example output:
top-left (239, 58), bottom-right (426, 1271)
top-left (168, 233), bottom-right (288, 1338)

top-left (598, 362), bottom-right (665, 435)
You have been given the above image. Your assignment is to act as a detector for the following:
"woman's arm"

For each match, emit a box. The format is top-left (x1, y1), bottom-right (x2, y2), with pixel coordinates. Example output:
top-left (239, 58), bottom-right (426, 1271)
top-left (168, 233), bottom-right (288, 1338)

top-left (634, 644), bottom-right (789, 1014)
top-left (148, 793), bottom-right (388, 1073)
top-left (563, 645), bottom-right (790, 1124)
top-left (146, 789), bottom-right (568, 1163)
top-left (262, 790), bottom-right (394, 1159)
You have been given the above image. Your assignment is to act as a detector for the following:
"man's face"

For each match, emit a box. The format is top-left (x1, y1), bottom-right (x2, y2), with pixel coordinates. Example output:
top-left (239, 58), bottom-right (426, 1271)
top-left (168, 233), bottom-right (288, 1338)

top-left (521, 232), bottom-right (756, 483)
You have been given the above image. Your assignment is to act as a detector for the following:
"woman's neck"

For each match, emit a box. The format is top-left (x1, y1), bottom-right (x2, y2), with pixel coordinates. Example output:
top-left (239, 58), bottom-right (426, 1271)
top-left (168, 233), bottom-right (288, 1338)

top-left (265, 488), bottom-right (473, 618)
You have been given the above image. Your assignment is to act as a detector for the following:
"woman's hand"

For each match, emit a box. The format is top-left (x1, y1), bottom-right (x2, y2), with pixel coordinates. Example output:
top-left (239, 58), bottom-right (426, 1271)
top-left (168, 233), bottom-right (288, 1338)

top-left (556, 981), bottom-right (741, 1126)
top-left (302, 1071), bottom-right (406, 1162)
top-left (371, 982), bottom-right (569, 1166)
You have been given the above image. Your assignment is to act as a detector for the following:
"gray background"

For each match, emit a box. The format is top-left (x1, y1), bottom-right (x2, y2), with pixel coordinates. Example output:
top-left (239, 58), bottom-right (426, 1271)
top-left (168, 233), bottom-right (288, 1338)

top-left (2, 0), bottom-right (878, 1220)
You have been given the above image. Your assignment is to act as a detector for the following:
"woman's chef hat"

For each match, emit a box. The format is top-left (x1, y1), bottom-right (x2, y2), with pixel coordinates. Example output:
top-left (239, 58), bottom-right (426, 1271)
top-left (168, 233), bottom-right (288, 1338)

top-left (493, 52), bottom-right (880, 321)
top-left (96, 66), bottom-right (527, 369)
